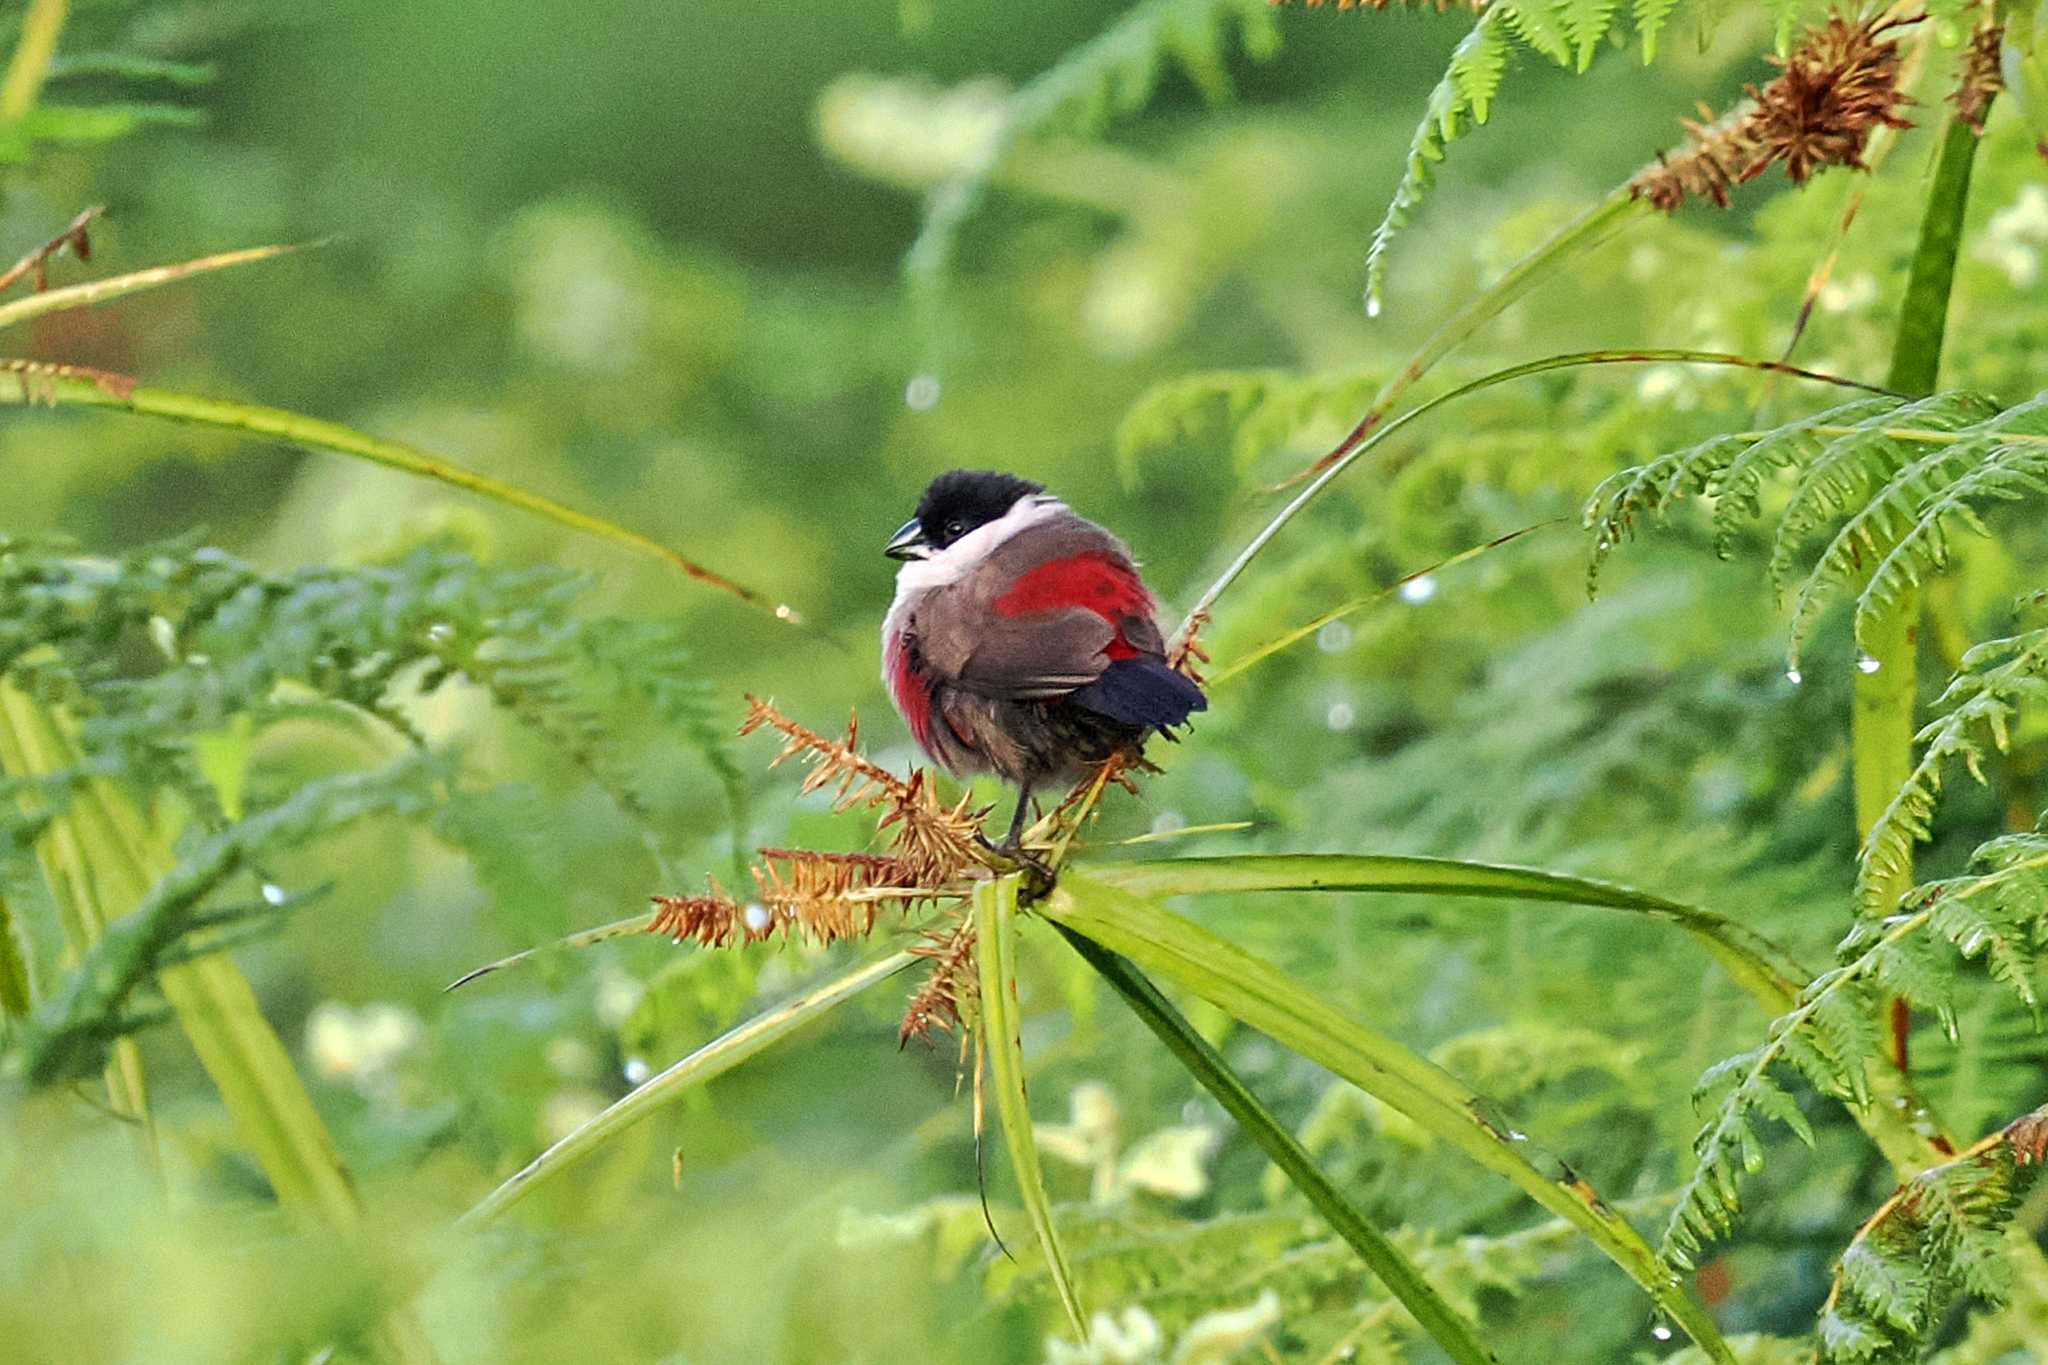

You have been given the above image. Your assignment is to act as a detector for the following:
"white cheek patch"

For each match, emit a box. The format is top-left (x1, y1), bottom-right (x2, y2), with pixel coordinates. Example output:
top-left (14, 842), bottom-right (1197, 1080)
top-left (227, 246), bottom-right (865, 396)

top-left (892, 495), bottom-right (1064, 597)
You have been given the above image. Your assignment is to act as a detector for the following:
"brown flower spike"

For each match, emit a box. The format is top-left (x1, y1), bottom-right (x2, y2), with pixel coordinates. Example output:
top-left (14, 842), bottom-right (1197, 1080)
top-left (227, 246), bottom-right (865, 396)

top-left (1632, 14), bottom-right (1915, 212)
top-left (647, 694), bottom-right (1168, 1044)
top-left (1951, 19), bottom-right (2004, 136)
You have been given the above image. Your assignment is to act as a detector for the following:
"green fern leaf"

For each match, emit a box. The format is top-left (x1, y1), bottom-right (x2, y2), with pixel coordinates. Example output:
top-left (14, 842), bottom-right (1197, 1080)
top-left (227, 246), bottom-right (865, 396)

top-left (1631, 0), bottom-right (1683, 62)
top-left (1858, 627), bottom-right (2048, 917)
top-left (906, 0), bottom-right (1277, 307)
top-left (1767, 391), bottom-right (2002, 597)
top-left (1851, 398), bottom-right (2048, 647)
top-left (1707, 395), bottom-right (1904, 557)
top-left (1496, 0), bottom-right (1576, 67)
top-left (1363, 9), bottom-right (1511, 315)
top-left (1551, 0), bottom-right (1623, 70)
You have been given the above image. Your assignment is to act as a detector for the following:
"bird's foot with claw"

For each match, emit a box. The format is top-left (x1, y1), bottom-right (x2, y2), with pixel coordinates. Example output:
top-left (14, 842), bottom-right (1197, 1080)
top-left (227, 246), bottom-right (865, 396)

top-left (977, 833), bottom-right (1055, 895)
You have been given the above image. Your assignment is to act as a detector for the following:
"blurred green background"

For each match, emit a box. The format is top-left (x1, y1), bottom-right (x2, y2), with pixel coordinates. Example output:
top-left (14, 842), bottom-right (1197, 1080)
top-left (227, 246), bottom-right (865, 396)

top-left (5, 1), bottom-right (2048, 1362)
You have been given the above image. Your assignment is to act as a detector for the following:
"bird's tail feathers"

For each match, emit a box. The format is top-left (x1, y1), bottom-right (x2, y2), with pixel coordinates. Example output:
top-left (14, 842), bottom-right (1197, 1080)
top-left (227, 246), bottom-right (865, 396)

top-left (1069, 658), bottom-right (1206, 731)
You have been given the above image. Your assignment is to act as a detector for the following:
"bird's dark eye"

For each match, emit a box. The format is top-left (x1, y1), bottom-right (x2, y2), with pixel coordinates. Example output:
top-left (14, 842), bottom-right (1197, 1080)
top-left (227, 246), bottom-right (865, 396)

top-left (944, 520), bottom-right (966, 541)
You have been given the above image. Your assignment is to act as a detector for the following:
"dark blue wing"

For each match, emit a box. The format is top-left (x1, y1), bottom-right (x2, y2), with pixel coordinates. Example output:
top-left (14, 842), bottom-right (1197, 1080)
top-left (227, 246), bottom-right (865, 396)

top-left (1067, 658), bottom-right (1206, 730)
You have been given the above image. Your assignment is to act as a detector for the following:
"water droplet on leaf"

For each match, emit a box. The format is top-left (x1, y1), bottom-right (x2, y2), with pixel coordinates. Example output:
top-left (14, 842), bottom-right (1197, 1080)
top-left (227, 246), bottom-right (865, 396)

top-left (1399, 574), bottom-right (1436, 604)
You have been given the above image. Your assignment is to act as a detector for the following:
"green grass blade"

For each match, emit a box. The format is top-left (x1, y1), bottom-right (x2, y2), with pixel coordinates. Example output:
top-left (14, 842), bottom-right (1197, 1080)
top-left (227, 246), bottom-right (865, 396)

top-left (0, 888), bottom-right (30, 1018)
top-left (1209, 521), bottom-right (1560, 688)
top-left (0, 0), bottom-right (67, 120)
top-left (444, 912), bottom-right (650, 991)
top-left (1079, 852), bottom-right (1955, 1189)
top-left (0, 372), bottom-right (802, 625)
top-left (1054, 921), bottom-right (1500, 1365)
top-left (0, 241), bottom-right (309, 334)
top-left (462, 948), bottom-right (914, 1228)
top-left (974, 874), bottom-right (1087, 1340)
top-left (0, 680), bottom-right (156, 1165)
top-left (1038, 873), bottom-right (1733, 1364)
top-left (1178, 329), bottom-right (1882, 646)
top-left (1081, 852), bottom-right (1801, 1011)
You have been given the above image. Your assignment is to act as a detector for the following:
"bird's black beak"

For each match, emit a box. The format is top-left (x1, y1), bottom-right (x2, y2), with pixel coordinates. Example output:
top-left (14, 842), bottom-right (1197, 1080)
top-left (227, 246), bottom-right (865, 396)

top-left (884, 518), bottom-right (930, 561)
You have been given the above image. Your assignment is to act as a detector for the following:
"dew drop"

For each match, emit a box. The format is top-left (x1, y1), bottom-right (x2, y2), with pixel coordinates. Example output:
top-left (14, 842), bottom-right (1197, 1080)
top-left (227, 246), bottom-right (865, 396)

top-left (426, 622), bottom-right (454, 645)
top-left (1856, 655), bottom-right (1882, 674)
top-left (742, 903), bottom-right (772, 934)
top-left (1651, 1324), bottom-right (1674, 1342)
top-left (623, 1056), bottom-right (651, 1085)
top-left (1786, 668), bottom-right (1804, 685)
top-left (1399, 574), bottom-right (1437, 605)
top-left (904, 373), bottom-right (942, 411)
top-left (1316, 620), bottom-right (1354, 654)
top-left (260, 883), bottom-right (288, 906)
top-left (774, 604), bottom-right (795, 621)
top-left (1326, 701), bottom-right (1356, 732)
top-left (1365, 295), bottom-right (1383, 320)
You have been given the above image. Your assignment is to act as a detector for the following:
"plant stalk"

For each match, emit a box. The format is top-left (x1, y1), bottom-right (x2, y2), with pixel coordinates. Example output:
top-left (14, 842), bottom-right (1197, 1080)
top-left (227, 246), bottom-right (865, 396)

top-left (1861, 107), bottom-right (1991, 1079)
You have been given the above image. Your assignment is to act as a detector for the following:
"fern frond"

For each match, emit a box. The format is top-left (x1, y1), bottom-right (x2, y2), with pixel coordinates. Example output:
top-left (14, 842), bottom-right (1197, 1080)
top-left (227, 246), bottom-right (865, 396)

top-left (1708, 395), bottom-right (1904, 556)
top-left (1588, 390), bottom-right (2048, 677)
top-left (1632, 0), bottom-right (1682, 63)
top-left (1115, 367), bottom-right (1383, 482)
top-left (14, 755), bottom-right (444, 1085)
top-left (1848, 398), bottom-right (2048, 647)
top-left (1582, 394), bottom-right (1911, 595)
top-left (1767, 392), bottom-right (2002, 597)
top-left (905, 0), bottom-right (1278, 302)
top-left (0, 541), bottom-right (746, 857)
top-left (1818, 1106), bottom-right (2048, 1364)
top-left (1665, 843), bottom-right (2048, 1270)
top-left (1857, 627), bottom-right (2048, 918)
top-left (1363, 7), bottom-right (1510, 314)
top-left (1582, 438), bottom-right (1733, 591)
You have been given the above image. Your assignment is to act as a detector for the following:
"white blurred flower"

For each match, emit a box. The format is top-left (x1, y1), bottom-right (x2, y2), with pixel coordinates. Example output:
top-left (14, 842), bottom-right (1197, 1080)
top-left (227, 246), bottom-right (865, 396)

top-left (815, 74), bottom-right (1007, 189)
top-left (1084, 241), bottom-right (1180, 357)
top-left (1046, 1308), bottom-right (1164, 1365)
top-left (1817, 271), bottom-right (1878, 314)
top-left (1170, 1292), bottom-right (1281, 1365)
top-left (306, 1001), bottom-right (421, 1095)
top-left (1976, 185), bottom-right (2048, 288)
top-left (539, 1088), bottom-right (608, 1144)
top-left (593, 963), bottom-right (644, 1029)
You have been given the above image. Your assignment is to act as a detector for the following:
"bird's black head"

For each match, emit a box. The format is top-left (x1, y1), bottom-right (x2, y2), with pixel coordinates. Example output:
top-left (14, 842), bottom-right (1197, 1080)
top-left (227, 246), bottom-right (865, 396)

top-left (885, 469), bottom-right (1044, 560)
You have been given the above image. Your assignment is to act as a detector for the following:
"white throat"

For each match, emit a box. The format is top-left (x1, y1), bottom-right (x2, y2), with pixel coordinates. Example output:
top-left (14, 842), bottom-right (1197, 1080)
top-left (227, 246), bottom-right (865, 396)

top-left (891, 494), bottom-right (1064, 598)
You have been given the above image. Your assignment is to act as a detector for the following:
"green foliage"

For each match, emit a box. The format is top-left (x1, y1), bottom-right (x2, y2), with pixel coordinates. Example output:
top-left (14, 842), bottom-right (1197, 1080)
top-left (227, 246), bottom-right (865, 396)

top-left (905, 0), bottom-right (1280, 310)
top-left (11, 754), bottom-right (444, 1084)
top-left (1664, 827), bottom-right (2048, 1273)
top-left (1861, 623), bottom-right (2048, 920)
top-left (1585, 389), bottom-right (2048, 670)
top-left (0, 536), bottom-right (741, 851)
top-left (1115, 368), bottom-right (1382, 484)
top-left (1818, 1110), bottom-right (2048, 1363)
top-left (6, 1), bottom-right (2048, 1362)
top-left (1363, 8), bottom-right (1510, 314)
top-left (1362, 0), bottom-right (1839, 308)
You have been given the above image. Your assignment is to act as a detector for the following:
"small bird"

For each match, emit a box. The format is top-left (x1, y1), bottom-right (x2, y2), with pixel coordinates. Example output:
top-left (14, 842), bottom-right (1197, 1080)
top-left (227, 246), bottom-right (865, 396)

top-left (881, 469), bottom-right (1206, 861)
